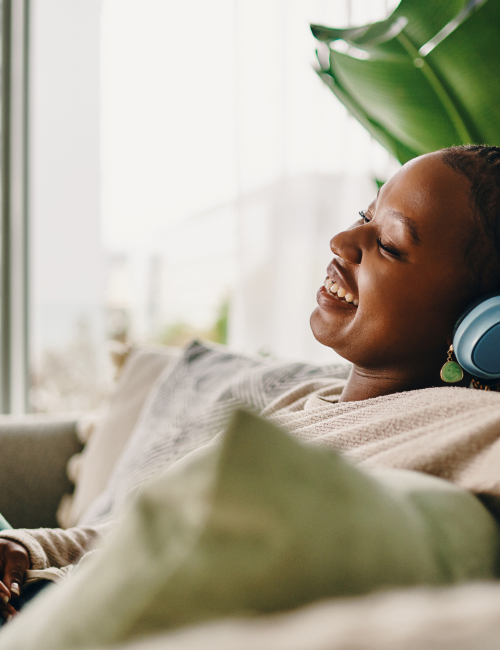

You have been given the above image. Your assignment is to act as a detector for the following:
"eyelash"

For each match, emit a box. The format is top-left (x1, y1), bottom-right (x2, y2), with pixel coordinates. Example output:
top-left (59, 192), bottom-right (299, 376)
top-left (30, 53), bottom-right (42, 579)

top-left (358, 210), bottom-right (400, 258)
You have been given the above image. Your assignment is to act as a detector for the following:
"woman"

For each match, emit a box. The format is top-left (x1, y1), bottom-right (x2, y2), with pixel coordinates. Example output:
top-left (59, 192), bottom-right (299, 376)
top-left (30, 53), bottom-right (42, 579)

top-left (1, 144), bottom-right (500, 623)
top-left (312, 145), bottom-right (499, 402)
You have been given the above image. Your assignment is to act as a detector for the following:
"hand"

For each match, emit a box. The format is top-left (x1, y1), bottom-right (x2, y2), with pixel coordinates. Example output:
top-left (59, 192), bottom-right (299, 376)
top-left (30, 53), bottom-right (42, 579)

top-left (0, 539), bottom-right (29, 623)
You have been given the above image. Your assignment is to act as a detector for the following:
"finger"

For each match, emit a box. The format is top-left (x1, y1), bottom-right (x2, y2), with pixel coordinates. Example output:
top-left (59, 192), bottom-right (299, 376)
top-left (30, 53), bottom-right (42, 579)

top-left (1, 602), bottom-right (17, 623)
top-left (3, 553), bottom-right (28, 596)
top-left (9, 581), bottom-right (20, 598)
top-left (0, 581), bottom-right (10, 605)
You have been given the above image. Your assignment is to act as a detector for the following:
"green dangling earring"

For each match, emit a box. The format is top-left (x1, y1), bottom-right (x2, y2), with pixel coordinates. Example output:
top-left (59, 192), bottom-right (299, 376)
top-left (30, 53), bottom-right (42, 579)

top-left (440, 344), bottom-right (464, 383)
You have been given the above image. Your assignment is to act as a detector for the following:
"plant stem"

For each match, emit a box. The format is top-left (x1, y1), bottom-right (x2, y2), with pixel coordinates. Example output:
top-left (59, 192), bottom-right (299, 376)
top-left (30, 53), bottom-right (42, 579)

top-left (397, 31), bottom-right (472, 144)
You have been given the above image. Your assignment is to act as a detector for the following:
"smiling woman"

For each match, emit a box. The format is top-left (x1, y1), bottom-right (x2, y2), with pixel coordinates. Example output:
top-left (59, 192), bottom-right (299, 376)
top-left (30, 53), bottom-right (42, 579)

top-left (311, 145), bottom-right (500, 402)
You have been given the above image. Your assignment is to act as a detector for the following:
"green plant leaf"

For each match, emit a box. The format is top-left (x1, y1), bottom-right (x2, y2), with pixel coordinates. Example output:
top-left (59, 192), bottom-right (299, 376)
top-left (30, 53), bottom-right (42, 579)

top-left (311, 0), bottom-right (498, 164)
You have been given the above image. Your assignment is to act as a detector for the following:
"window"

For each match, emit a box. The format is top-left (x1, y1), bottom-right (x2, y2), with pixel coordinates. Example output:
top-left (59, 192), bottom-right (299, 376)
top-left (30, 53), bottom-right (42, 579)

top-left (25, 0), bottom-right (399, 413)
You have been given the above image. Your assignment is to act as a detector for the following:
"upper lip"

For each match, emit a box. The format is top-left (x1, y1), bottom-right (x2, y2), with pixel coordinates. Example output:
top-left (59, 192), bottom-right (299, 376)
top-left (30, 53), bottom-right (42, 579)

top-left (326, 259), bottom-right (358, 298)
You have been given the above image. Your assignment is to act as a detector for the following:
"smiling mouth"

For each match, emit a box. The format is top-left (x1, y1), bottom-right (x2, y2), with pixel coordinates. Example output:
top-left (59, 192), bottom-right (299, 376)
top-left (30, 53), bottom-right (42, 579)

top-left (324, 277), bottom-right (358, 306)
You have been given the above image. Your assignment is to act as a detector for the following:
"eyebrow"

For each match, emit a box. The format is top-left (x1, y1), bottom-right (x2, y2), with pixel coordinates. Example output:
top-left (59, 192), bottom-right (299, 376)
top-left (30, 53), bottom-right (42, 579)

top-left (386, 209), bottom-right (421, 245)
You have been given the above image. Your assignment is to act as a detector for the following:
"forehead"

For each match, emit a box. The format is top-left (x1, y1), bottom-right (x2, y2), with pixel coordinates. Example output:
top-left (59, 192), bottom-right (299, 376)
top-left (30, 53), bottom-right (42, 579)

top-left (377, 153), bottom-right (473, 240)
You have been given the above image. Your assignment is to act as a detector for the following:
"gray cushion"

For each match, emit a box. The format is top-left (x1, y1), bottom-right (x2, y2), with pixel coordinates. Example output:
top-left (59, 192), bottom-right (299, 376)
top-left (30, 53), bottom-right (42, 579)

top-left (0, 416), bottom-right (81, 528)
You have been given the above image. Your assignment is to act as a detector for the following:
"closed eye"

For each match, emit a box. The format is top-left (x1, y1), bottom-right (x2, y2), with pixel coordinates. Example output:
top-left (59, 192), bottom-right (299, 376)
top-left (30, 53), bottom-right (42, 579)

top-left (377, 239), bottom-right (401, 258)
top-left (359, 210), bottom-right (402, 259)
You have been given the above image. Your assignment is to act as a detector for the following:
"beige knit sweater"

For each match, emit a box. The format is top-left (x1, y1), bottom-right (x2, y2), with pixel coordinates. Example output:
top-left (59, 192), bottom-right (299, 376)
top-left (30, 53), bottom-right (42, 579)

top-left (4, 378), bottom-right (500, 586)
top-left (0, 524), bottom-right (112, 584)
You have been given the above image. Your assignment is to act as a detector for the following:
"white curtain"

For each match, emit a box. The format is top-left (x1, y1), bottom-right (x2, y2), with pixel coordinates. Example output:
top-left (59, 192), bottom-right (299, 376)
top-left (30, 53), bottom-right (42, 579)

top-left (101, 0), bottom-right (400, 363)
top-left (228, 0), bottom-right (400, 363)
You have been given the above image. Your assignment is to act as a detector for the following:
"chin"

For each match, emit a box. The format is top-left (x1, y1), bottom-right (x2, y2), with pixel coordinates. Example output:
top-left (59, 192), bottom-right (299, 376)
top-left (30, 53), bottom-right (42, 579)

top-left (310, 307), bottom-right (338, 349)
top-left (310, 307), bottom-right (355, 365)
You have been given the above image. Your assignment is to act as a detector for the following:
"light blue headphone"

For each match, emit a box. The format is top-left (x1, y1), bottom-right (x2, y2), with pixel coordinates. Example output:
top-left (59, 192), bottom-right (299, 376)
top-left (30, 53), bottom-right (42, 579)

top-left (453, 293), bottom-right (500, 380)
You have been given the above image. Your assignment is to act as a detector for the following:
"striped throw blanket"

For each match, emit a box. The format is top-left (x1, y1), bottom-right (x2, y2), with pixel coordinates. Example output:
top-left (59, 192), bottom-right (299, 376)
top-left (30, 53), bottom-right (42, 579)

top-left (79, 340), bottom-right (350, 526)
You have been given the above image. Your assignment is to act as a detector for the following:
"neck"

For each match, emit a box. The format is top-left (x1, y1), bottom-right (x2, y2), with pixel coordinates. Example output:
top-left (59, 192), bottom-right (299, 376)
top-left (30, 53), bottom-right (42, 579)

top-left (339, 364), bottom-right (446, 403)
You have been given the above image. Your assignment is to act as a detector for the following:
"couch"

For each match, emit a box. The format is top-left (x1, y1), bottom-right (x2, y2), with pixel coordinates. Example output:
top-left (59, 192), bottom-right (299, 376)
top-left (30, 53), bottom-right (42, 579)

top-left (2, 341), bottom-right (500, 650)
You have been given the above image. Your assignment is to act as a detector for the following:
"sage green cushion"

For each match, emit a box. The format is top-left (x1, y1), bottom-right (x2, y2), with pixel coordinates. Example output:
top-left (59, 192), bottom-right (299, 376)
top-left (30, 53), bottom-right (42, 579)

top-left (1, 410), bottom-right (498, 650)
top-left (0, 513), bottom-right (11, 531)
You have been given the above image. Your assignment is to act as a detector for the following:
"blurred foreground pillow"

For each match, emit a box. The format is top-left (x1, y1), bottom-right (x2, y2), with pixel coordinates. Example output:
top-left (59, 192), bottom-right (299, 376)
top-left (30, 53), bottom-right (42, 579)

top-left (1, 409), bottom-right (498, 650)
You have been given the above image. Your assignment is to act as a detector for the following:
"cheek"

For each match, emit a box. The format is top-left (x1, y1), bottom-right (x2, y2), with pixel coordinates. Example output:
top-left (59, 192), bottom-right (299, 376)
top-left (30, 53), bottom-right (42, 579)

top-left (355, 269), bottom-right (438, 347)
top-left (360, 262), bottom-right (432, 316)
top-left (359, 266), bottom-right (458, 348)
top-left (357, 267), bottom-right (405, 324)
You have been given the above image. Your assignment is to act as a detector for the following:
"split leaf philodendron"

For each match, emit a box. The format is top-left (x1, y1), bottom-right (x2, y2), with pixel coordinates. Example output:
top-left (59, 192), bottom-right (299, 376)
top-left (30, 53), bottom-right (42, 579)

top-left (311, 0), bottom-right (500, 164)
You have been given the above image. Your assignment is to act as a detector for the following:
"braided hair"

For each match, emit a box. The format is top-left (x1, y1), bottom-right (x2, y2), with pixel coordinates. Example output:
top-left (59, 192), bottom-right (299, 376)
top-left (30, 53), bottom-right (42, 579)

top-left (442, 144), bottom-right (500, 293)
top-left (441, 144), bottom-right (500, 390)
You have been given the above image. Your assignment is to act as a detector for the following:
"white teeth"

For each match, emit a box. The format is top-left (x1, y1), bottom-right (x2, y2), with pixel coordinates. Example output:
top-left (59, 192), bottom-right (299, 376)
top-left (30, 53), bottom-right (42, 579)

top-left (324, 277), bottom-right (358, 306)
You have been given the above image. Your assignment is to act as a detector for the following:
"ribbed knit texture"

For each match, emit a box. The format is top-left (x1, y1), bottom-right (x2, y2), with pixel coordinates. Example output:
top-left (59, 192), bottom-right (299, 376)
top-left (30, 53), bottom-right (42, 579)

top-left (265, 378), bottom-right (500, 515)
top-left (0, 524), bottom-right (111, 583)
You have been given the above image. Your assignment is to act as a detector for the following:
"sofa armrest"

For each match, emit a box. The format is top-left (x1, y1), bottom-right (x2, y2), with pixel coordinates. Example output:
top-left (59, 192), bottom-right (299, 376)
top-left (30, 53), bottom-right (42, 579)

top-left (0, 414), bottom-right (83, 529)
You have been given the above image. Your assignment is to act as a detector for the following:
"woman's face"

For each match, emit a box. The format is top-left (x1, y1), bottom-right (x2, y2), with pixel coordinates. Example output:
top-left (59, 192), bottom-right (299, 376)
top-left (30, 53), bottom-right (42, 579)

top-left (311, 152), bottom-right (478, 372)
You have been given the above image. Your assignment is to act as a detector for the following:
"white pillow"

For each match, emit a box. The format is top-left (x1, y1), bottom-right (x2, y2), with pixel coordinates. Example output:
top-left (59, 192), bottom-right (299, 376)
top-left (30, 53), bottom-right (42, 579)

top-left (79, 340), bottom-right (349, 527)
top-left (67, 345), bottom-right (181, 527)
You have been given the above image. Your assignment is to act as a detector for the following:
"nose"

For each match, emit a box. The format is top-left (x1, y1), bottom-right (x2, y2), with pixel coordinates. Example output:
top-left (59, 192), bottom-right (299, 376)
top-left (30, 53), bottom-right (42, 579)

top-left (330, 226), bottom-right (364, 265)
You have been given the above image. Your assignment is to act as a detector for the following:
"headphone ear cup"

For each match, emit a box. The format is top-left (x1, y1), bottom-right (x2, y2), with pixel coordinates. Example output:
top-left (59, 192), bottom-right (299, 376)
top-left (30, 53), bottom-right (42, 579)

top-left (453, 292), bottom-right (500, 380)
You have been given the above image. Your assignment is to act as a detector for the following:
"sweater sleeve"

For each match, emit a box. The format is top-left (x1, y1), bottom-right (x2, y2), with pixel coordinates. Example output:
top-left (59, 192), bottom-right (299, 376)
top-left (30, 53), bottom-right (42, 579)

top-left (0, 523), bottom-right (113, 579)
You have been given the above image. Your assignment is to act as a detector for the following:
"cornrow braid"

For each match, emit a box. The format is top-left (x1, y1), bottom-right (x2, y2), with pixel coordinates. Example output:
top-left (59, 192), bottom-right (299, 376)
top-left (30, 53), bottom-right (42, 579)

top-left (442, 144), bottom-right (500, 294)
top-left (441, 144), bottom-right (500, 392)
